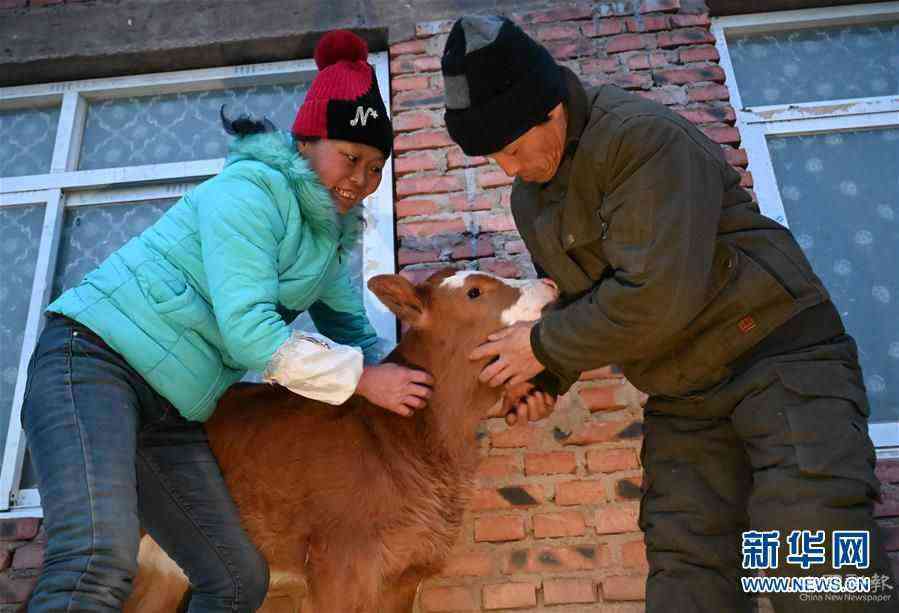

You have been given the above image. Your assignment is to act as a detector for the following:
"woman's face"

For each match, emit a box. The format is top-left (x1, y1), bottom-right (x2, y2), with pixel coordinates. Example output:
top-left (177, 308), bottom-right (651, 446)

top-left (298, 139), bottom-right (385, 214)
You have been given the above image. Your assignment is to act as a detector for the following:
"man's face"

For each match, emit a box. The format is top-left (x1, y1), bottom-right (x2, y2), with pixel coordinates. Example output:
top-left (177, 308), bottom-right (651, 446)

top-left (488, 103), bottom-right (567, 184)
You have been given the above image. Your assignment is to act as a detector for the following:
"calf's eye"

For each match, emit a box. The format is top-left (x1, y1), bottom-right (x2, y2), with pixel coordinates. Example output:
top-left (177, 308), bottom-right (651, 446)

top-left (467, 287), bottom-right (481, 299)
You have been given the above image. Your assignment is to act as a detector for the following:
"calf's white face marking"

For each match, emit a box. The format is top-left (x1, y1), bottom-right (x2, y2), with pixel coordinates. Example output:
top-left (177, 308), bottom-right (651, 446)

top-left (440, 271), bottom-right (558, 325)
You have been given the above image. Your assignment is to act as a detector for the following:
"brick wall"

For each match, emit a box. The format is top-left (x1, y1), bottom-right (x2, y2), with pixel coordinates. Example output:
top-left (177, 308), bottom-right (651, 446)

top-left (0, 1), bottom-right (897, 611)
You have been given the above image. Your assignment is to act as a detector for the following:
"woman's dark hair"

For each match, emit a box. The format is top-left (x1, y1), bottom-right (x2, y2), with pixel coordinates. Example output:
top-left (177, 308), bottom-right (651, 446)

top-left (220, 105), bottom-right (277, 136)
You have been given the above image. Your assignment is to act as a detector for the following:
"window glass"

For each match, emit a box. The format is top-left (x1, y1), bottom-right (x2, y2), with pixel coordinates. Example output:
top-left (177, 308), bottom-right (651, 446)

top-left (79, 81), bottom-right (310, 169)
top-left (768, 127), bottom-right (899, 420)
top-left (0, 107), bottom-right (60, 178)
top-left (728, 21), bottom-right (899, 106)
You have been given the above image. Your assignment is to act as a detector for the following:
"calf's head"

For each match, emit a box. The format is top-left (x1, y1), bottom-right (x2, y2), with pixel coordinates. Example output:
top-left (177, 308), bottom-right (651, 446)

top-left (368, 269), bottom-right (558, 397)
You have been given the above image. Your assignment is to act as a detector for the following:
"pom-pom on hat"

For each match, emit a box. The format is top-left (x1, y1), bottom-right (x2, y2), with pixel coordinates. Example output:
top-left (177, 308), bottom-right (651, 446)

top-left (292, 30), bottom-right (393, 158)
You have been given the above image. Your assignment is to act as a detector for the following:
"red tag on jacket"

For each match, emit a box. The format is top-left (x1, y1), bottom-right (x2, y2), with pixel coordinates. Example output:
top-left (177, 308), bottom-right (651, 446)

top-left (738, 316), bottom-right (757, 334)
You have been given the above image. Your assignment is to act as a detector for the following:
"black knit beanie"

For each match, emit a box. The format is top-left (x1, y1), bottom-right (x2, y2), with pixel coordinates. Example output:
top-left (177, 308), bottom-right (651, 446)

top-left (441, 15), bottom-right (567, 156)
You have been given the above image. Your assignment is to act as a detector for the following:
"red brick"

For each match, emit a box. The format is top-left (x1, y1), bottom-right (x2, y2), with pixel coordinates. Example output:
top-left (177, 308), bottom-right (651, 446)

top-left (607, 72), bottom-right (653, 90)
top-left (12, 542), bottom-right (44, 570)
top-left (723, 147), bottom-right (749, 167)
top-left (674, 104), bottom-right (735, 124)
top-left (544, 38), bottom-right (595, 60)
top-left (500, 191), bottom-right (512, 209)
top-left (397, 218), bottom-right (467, 237)
top-left (622, 538), bottom-right (649, 569)
top-left (702, 126), bottom-right (741, 145)
top-left (543, 579), bottom-right (596, 605)
top-left (615, 475), bottom-right (644, 501)
top-left (395, 152), bottom-right (440, 175)
top-left (470, 486), bottom-right (544, 511)
top-left (579, 384), bottom-right (629, 412)
top-left (394, 88), bottom-right (445, 110)
top-left (31, 0), bottom-right (64, 5)
top-left (679, 44), bottom-right (719, 63)
top-left (687, 84), bottom-right (731, 102)
top-left (413, 56), bottom-right (442, 72)
top-left (447, 149), bottom-right (488, 170)
top-left (394, 130), bottom-right (454, 152)
top-left (0, 571), bottom-right (38, 604)
top-left (876, 460), bottom-right (899, 484)
top-left (482, 582), bottom-right (537, 610)
top-left (625, 51), bottom-right (672, 71)
top-left (420, 585), bottom-right (477, 612)
top-left (582, 17), bottom-right (625, 38)
top-left (475, 454), bottom-right (519, 480)
top-left (567, 420), bottom-right (641, 445)
top-left (390, 39), bottom-right (428, 55)
top-left (875, 489), bottom-right (899, 518)
top-left (514, 5), bottom-right (594, 24)
top-left (502, 545), bottom-right (607, 574)
top-left (474, 515), bottom-right (526, 543)
top-left (595, 503), bottom-right (641, 534)
top-left (555, 480), bottom-right (607, 506)
top-left (391, 57), bottom-right (415, 75)
top-left (396, 175), bottom-right (463, 197)
top-left (587, 448), bottom-right (639, 474)
top-left (505, 240), bottom-right (527, 255)
top-left (440, 550), bottom-right (494, 578)
top-left (525, 452), bottom-right (577, 476)
top-left (626, 15), bottom-right (670, 32)
top-left (0, 0), bottom-right (28, 8)
top-left (449, 193), bottom-right (494, 212)
top-left (533, 511), bottom-right (587, 538)
top-left (452, 238), bottom-right (495, 260)
top-left (490, 423), bottom-right (541, 448)
top-left (671, 13), bottom-right (711, 28)
top-left (393, 111), bottom-right (436, 133)
top-left (477, 171), bottom-right (514, 189)
top-left (476, 213), bottom-right (516, 233)
top-left (0, 549), bottom-right (10, 572)
top-left (739, 169), bottom-right (754, 188)
top-left (606, 33), bottom-right (648, 53)
top-left (641, 0), bottom-right (680, 12)
top-left (536, 23), bottom-right (582, 42)
top-left (396, 198), bottom-right (439, 218)
top-left (398, 248), bottom-right (440, 266)
top-left (658, 27), bottom-right (716, 48)
top-left (481, 259), bottom-right (522, 279)
top-left (0, 519), bottom-right (39, 541)
top-left (602, 575), bottom-right (647, 601)
top-left (654, 65), bottom-right (725, 86)
top-left (392, 75), bottom-right (430, 93)
top-left (581, 57), bottom-right (620, 74)
top-left (400, 266), bottom-right (454, 285)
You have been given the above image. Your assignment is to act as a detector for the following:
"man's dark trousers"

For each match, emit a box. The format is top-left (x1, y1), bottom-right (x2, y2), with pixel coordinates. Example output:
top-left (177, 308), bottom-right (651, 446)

top-left (639, 334), bottom-right (897, 612)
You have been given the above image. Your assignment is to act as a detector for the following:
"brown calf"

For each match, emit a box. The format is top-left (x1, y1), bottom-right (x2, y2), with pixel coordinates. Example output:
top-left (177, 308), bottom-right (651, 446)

top-left (124, 269), bottom-right (558, 612)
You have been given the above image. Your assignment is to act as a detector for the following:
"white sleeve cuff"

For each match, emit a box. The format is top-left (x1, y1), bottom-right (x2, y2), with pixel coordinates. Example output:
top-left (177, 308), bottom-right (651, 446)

top-left (262, 331), bottom-right (363, 405)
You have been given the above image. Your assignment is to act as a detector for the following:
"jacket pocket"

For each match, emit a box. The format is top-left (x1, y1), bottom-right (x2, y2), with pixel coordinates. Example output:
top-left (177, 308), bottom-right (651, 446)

top-left (778, 361), bottom-right (880, 497)
top-left (136, 261), bottom-right (224, 347)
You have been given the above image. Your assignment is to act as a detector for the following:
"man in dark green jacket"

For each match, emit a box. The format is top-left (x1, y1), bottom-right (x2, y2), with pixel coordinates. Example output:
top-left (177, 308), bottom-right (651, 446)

top-left (442, 15), bottom-right (896, 612)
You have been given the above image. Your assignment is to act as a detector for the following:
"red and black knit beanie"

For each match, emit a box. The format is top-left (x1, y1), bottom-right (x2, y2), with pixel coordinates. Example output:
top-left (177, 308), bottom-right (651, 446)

top-left (292, 31), bottom-right (393, 158)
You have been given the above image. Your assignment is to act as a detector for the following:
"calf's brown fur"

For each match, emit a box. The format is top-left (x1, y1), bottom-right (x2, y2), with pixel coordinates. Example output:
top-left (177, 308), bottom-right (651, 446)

top-left (124, 269), bottom-right (557, 612)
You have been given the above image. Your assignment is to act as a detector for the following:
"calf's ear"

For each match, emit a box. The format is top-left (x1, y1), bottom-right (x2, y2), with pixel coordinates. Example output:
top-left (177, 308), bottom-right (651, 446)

top-left (368, 275), bottom-right (427, 327)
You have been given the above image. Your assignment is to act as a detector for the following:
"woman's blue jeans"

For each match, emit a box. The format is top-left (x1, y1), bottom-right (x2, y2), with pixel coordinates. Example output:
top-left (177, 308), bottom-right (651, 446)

top-left (21, 314), bottom-right (269, 612)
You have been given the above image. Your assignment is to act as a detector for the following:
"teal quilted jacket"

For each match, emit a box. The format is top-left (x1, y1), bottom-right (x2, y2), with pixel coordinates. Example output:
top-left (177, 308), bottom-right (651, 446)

top-left (48, 130), bottom-right (378, 421)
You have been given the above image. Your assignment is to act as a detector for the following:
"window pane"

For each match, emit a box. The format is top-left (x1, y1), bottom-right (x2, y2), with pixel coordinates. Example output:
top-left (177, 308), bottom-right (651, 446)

top-left (52, 198), bottom-right (178, 301)
top-left (0, 107), bottom-right (60, 178)
top-left (78, 81), bottom-right (311, 170)
top-left (0, 204), bottom-right (45, 477)
top-left (768, 127), bottom-right (899, 421)
top-left (729, 21), bottom-right (899, 106)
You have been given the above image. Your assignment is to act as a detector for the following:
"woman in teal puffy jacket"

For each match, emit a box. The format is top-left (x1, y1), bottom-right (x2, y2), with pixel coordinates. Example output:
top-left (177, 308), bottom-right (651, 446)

top-left (21, 31), bottom-right (431, 612)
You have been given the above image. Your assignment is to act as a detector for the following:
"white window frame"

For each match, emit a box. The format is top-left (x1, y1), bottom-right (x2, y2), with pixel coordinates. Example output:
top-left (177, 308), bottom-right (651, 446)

top-left (713, 1), bottom-right (899, 457)
top-left (0, 54), bottom-right (397, 516)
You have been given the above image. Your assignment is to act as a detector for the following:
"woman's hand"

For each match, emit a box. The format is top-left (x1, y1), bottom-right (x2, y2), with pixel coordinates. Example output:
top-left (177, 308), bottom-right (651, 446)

top-left (356, 364), bottom-right (435, 417)
top-left (501, 382), bottom-right (556, 426)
